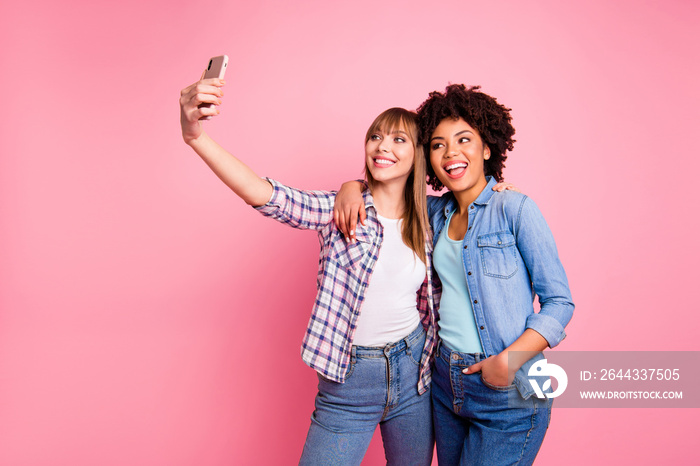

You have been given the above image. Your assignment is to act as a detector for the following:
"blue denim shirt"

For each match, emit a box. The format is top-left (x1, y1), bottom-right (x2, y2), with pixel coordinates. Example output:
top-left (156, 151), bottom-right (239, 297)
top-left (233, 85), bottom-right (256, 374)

top-left (428, 177), bottom-right (574, 398)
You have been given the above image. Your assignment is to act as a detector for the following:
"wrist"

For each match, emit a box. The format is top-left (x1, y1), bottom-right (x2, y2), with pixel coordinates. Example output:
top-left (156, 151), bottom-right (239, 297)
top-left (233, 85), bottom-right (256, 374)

top-left (184, 130), bottom-right (208, 148)
top-left (496, 351), bottom-right (518, 377)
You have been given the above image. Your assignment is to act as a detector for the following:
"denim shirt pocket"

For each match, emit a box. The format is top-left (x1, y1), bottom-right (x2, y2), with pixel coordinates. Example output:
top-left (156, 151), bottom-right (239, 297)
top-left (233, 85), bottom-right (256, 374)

top-left (477, 231), bottom-right (518, 279)
top-left (330, 229), bottom-right (373, 269)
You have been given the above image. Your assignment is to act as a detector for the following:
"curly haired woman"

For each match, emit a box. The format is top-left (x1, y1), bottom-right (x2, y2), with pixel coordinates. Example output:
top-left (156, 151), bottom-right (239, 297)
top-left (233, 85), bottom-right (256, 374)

top-left (336, 84), bottom-right (574, 465)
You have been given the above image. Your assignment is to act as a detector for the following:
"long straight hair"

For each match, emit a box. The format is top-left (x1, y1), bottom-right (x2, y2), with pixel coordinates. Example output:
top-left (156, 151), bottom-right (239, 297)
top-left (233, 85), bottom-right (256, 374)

top-left (364, 108), bottom-right (429, 263)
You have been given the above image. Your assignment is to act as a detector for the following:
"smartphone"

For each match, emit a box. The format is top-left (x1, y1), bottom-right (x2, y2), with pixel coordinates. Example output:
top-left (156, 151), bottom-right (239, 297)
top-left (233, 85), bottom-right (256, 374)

top-left (200, 55), bottom-right (229, 120)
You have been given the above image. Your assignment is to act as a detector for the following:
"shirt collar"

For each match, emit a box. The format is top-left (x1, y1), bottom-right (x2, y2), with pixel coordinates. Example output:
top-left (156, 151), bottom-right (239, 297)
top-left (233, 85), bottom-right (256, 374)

top-left (474, 176), bottom-right (498, 206)
top-left (442, 176), bottom-right (497, 216)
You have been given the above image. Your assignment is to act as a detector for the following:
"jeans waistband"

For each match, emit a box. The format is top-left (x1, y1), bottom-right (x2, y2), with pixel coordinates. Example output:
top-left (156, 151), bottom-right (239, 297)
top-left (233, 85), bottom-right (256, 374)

top-left (436, 339), bottom-right (488, 366)
top-left (352, 324), bottom-right (425, 358)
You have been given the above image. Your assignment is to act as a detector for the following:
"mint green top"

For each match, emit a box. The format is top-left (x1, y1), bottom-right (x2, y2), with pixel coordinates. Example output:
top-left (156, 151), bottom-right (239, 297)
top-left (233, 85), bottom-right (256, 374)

top-left (433, 211), bottom-right (484, 353)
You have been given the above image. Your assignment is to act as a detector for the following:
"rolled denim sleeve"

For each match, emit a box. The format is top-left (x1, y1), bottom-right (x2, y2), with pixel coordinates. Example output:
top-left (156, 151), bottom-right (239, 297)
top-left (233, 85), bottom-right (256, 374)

top-left (514, 197), bottom-right (574, 347)
top-left (254, 178), bottom-right (335, 231)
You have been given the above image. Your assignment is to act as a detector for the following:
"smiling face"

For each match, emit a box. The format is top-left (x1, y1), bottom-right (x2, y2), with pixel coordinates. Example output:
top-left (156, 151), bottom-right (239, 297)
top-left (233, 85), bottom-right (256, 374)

top-left (365, 126), bottom-right (415, 187)
top-left (429, 117), bottom-right (490, 203)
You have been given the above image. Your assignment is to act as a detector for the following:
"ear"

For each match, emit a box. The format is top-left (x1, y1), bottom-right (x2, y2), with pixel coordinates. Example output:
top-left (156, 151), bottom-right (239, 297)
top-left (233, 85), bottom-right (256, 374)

top-left (484, 146), bottom-right (491, 160)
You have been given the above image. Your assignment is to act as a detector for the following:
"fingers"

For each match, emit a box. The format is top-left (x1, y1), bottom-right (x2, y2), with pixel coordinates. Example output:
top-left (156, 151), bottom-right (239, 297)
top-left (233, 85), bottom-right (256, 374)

top-left (338, 210), bottom-right (349, 240)
top-left (180, 84), bottom-right (224, 123)
top-left (197, 106), bottom-right (220, 121)
top-left (179, 75), bottom-right (226, 143)
top-left (181, 98), bottom-right (220, 123)
top-left (359, 205), bottom-right (367, 226)
top-left (333, 209), bottom-right (340, 234)
top-left (348, 212), bottom-right (357, 242)
top-left (463, 361), bottom-right (482, 374)
top-left (492, 182), bottom-right (521, 193)
top-left (333, 199), bottom-right (366, 243)
top-left (180, 81), bottom-right (225, 104)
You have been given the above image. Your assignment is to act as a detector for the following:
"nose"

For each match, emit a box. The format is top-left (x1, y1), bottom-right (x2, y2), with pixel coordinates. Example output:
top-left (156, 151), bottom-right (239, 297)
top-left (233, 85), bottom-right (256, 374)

top-left (379, 140), bottom-right (390, 153)
top-left (445, 143), bottom-right (458, 158)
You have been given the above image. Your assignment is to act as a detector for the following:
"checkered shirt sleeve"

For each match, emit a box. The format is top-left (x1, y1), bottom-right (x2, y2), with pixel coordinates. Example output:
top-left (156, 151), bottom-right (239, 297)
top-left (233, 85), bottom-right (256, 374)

top-left (254, 178), bottom-right (440, 394)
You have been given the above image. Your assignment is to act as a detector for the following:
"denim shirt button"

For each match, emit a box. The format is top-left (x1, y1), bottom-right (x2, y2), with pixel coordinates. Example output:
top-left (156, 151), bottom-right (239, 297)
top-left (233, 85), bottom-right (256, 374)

top-left (480, 326), bottom-right (485, 330)
top-left (473, 300), bottom-right (478, 304)
top-left (463, 245), bottom-right (468, 249)
top-left (467, 271), bottom-right (472, 275)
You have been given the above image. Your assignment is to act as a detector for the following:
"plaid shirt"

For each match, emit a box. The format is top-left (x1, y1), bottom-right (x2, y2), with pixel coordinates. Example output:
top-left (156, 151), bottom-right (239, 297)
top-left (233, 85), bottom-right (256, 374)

top-left (255, 178), bottom-right (440, 394)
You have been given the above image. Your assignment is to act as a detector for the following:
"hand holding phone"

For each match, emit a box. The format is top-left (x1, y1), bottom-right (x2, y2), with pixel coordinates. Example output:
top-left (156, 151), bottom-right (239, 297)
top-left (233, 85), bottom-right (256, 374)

top-left (179, 55), bottom-right (229, 143)
top-left (199, 55), bottom-right (229, 120)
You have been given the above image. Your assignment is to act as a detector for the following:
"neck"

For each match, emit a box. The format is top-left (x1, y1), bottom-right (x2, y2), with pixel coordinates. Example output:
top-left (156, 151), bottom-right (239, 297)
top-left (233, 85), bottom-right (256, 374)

top-left (370, 180), bottom-right (406, 219)
top-left (453, 176), bottom-right (488, 214)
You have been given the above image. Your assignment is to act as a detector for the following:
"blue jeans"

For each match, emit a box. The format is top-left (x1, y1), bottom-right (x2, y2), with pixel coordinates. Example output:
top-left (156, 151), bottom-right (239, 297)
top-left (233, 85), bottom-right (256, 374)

top-left (432, 341), bottom-right (552, 466)
top-left (299, 325), bottom-right (433, 465)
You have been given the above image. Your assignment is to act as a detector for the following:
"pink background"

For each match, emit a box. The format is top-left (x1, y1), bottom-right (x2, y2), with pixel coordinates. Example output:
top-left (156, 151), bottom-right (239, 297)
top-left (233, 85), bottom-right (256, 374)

top-left (1, 0), bottom-right (698, 464)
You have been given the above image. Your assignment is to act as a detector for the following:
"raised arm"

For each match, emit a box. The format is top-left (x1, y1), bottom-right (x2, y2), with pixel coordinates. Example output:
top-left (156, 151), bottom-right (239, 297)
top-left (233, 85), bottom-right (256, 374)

top-left (179, 75), bottom-right (272, 207)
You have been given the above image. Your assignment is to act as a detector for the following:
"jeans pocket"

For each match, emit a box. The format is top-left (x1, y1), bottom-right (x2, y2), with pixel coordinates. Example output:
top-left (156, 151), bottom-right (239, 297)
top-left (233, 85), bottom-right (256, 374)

top-left (406, 346), bottom-right (422, 367)
top-left (406, 332), bottom-right (426, 367)
top-left (480, 374), bottom-right (518, 392)
top-left (344, 353), bottom-right (357, 380)
top-left (318, 355), bottom-right (357, 394)
top-left (477, 231), bottom-right (518, 279)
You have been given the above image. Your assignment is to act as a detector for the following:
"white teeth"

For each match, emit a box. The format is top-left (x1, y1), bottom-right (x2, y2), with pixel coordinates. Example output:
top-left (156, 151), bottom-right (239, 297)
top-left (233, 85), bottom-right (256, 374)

top-left (445, 162), bottom-right (467, 171)
top-left (375, 159), bottom-right (395, 165)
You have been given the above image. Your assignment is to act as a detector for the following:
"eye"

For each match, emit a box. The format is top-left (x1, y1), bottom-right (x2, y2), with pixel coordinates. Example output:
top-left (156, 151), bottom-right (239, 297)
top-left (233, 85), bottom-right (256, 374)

top-left (370, 134), bottom-right (382, 141)
top-left (458, 137), bottom-right (470, 143)
top-left (394, 137), bottom-right (406, 143)
top-left (431, 142), bottom-right (445, 150)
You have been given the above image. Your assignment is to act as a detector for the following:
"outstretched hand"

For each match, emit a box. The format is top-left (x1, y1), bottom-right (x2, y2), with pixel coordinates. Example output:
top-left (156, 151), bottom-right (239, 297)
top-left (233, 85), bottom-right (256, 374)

top-left (179, 72), bottom-right (226, 144)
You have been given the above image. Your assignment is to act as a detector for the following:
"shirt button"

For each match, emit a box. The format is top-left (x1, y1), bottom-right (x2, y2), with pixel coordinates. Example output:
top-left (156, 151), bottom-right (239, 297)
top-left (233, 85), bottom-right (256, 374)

top-left (480, 326), bottom-right (485, 330)
top-left (463, 245), bottom-right (468, 249)
top-left (452, 354), bottom-right (459, 360)
top-left (473, 299), bottom-right (478, 304)
top-left (468, 226), bottom-right (471, 230)
top-left (497, 241), bottom-right (502, 245)
top-left (470, 205), bottom-right (474, 210)
top-left (467, 271), bottom-right (472, 275)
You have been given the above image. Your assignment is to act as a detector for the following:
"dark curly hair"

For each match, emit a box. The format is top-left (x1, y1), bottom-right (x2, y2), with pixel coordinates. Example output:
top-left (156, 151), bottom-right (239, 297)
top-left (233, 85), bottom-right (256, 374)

top-left (416, 84), bottom-right (516, 190)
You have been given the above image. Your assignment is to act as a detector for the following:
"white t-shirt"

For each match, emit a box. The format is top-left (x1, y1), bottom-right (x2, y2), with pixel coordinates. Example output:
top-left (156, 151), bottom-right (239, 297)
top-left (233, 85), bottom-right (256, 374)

top-left (352, 215), bottom-right (425, 346)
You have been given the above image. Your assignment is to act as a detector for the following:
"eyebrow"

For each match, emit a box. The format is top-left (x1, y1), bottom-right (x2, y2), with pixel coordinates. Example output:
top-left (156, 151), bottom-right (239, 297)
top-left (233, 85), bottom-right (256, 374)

top-left (430, 129), bottom-right (474, 141)
top-left (388, 130), bottom-right (409, 136)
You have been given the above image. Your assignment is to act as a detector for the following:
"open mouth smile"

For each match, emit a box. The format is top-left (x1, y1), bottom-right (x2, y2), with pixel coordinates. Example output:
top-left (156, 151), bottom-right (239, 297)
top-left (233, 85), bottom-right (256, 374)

top-left (443, 161), bottom-right (468, 178)
top-left (373, 157), bottom-right (397, 167)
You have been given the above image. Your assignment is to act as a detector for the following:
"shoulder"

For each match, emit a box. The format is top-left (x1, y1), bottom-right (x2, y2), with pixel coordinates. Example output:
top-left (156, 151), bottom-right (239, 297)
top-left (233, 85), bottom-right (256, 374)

top-left (487, 189), bottom-right (530, 214)
top-left (427, 192), bottom-right (452, 216)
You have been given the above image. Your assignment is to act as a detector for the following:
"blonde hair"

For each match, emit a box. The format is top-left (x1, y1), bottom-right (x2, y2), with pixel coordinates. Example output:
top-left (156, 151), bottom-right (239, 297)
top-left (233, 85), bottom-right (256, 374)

top-left (364, 108), bottom-right (429, 263)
